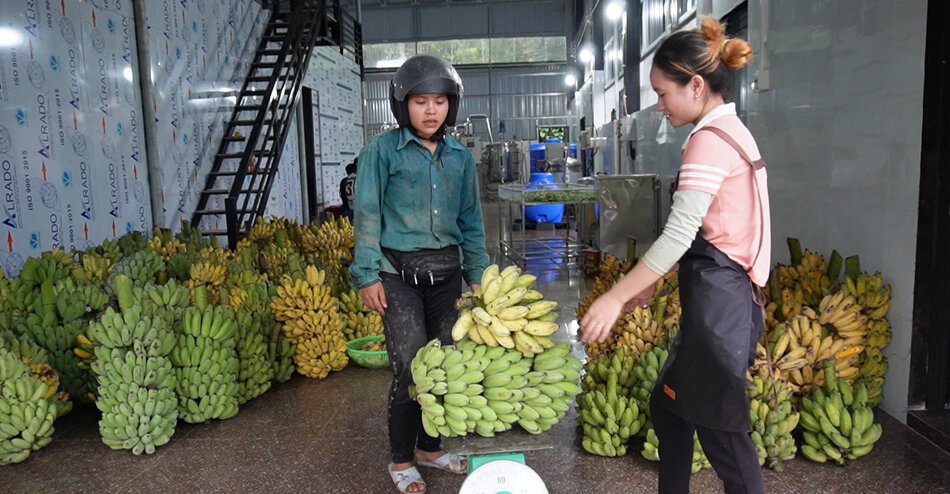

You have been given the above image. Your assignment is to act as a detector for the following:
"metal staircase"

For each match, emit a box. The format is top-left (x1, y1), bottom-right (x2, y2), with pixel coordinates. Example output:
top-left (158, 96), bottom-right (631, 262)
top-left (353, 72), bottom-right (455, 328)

top-left (191, 0), bottom-right (362, 249)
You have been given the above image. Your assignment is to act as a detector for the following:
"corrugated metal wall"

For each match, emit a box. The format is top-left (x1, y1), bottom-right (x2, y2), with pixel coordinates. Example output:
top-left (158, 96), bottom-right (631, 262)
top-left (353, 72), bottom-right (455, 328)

top-left (361, 0), bottom-right (565, 43)
top-left (363, 65), bottom-right (570, 143)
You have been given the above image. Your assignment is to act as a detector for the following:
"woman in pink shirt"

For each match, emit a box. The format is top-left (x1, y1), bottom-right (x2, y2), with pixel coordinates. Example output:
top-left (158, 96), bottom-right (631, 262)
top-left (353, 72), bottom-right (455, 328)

top-left (581, 17), bottom-right (769, 494)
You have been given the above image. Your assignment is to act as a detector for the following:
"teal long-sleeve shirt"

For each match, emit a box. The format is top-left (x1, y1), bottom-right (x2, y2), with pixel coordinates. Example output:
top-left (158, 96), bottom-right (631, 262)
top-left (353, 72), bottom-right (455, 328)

top-left (350, 128), bottom-right (490, 288)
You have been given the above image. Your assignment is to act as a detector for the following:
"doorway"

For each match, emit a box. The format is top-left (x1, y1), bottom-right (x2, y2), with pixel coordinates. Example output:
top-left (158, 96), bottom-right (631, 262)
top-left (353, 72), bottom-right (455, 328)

top-left (908, 0), bottom-right (950, 452)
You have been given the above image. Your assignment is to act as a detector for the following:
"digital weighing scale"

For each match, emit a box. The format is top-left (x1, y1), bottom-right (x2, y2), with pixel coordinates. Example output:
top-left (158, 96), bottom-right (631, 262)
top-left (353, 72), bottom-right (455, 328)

top-left (445, 427), bottom-right (553, 494)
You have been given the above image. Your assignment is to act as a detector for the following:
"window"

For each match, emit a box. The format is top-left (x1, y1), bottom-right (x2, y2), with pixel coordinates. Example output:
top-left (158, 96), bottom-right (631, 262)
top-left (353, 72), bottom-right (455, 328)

top-left (364, 42), bottom-right (417, 68)
top-left (538, 125), bottom-right (568, 142)
top-left (363, 36), bottom-right (566, 68)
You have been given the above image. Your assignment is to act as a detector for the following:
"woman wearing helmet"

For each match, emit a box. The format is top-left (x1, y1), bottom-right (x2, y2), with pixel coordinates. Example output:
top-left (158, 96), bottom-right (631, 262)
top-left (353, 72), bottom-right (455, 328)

top-left (350, 55), bottom-right (489, 493)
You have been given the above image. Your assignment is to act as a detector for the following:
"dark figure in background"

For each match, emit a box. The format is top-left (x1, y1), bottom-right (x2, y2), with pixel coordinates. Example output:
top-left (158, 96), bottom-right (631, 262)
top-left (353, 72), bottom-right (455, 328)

top-left (580, 17), bottom-right (770, 494)
top-left (339, 159), bottom-right (357, 221)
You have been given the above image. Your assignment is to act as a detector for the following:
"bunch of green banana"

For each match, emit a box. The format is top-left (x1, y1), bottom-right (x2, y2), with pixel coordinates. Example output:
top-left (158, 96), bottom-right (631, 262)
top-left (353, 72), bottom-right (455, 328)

top-left (412, 339), bottom-right (581, 438)
top-left (106, 250), bottom-right (166, 295)
top-left (174, 352), bottom-right (239, 422)
top-left (234, 310), bottom-right (274, 405)
top-left (17, 250), bottom-right (72, 288)
top-left (172, 302), bottom-right (240, 422)
top-left (856, 348), bottom-right (887, 408)
top-left (269, 330), bottom-right (296, 383)
top-left (0, 347), bottom-right (58, 465)
top-left (0, 277), bottom-right (38, 329)
top-left (453, 264), bottom-right (558, 357)
top-left (116, 231), bottom-right (149, 257)
top-left (578, 348), bottom-right (646, 456)
top-left (798, 361), bottom-right (882, 463)
top-left (629, 347), bottom-right (669, 429)
top-left (747, 375), bottom-right (799, 471)
top-left (143, 281), bottom-right (191, 312)
top-left (88, 288), bottom-right (179, 455)
top-left (842, 272), bottom-right (891, 321)
top-left (166, 251), bottom-right (201, 282)
top-left (641, 428), bottom-right (711, 473)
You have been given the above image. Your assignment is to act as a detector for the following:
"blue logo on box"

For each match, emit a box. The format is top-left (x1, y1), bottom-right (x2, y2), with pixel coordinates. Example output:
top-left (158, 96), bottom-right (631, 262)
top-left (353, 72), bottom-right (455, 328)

top-left (108, 19), bottom-right (115, 33)
top-left (117, 123), bottom-right (124, 136)
top-left (62, 172), bottom-right (71, 187)
top-left (50, 56), bottom-right (59, 72)
top-left (29, 233), bottom-right (39, 249)
top-left (15, 109), bottom-right (27, 126)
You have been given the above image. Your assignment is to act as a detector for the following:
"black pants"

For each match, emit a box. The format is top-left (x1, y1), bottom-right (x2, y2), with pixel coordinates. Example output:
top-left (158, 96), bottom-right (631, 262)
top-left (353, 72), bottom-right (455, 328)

top-left (650, 399), bottom-right (764, 494)
top-left (380, 270), bottom-right (462, 464)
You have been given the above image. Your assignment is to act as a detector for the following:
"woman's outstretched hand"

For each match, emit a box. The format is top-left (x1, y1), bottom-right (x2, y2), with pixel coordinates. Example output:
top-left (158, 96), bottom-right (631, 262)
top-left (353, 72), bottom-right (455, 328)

top-left (579, 291), bottom-right (626, 343)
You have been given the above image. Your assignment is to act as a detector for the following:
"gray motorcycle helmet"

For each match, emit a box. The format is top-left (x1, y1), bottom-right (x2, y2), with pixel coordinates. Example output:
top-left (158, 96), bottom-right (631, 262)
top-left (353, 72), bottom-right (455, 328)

top-left (389, 55), bottom-right (463, 139)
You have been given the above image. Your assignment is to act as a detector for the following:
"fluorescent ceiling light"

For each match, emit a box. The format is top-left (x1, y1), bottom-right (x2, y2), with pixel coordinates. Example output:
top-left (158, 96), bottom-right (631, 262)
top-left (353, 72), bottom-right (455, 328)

top-left (606, 1), bottom-right (624, 21)
top-left (579, 47), bottom-right (593, 64)
top-left (0, 28), bottom-right (23, 48)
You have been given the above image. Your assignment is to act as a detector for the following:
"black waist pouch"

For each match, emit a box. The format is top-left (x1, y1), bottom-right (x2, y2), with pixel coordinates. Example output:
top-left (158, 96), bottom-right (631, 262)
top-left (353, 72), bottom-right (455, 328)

top-left (382, 245), bottom-right (461, 287)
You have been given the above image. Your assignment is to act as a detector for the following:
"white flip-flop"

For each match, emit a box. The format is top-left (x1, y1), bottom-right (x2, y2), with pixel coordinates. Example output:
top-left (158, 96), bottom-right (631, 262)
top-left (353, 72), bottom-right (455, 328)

top-left (416, 452), bottom-right (466, 474)
top-left (388, 463), bottom-right (427, 493)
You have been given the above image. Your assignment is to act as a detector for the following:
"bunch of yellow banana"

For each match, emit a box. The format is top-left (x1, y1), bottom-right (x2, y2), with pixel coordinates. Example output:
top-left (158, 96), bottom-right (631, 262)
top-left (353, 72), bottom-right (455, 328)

top-left (270, 268), bottom-right (336, 321)
top-left (866, 318), bottom-right (892, 350)
top-left (412, 339), bottom-right (581, 438)
top-left (642, 428), bottom-right (711, 472)
top-left (452, 265), bottom-right (557, 357)
top-left (247, 217), bottom-right (281, 243)
top-left (189, 262), bottom-right (227, 287)
top-left (0, 347), bottom-right (59, 465)
top-left (293, 333), bottom-right (348, 379)
top-left (747, 375), bottom-right (799, 471)
top-left (577, 254), bottom-right (627, 319)
top-left (271, 266), bottom-right (348, 378)
top-left (71, 252), bottom-right (115, 283)
top-left (146, 235), bottom-right (186, 261)
top-left (842, 272), bottom-right (891, 321)
top-left (816, 291), bottom-right (869, 346)
top-left (614, 306), bottom-right (666, 361)
top-left (578, 347), bottom-right (647, 456)
top-left (300, 216), bottom-right (355, 262)
top-left (859, 347), bottom-right (888, 380)
top-left (338, 290), bottom-right (384, 342)
top-left (778, 287), bottom-right (804, 321)
top-left (798, 362), bottom-right (882, 463)
top-left (3, 329), bottom-right (71, 415)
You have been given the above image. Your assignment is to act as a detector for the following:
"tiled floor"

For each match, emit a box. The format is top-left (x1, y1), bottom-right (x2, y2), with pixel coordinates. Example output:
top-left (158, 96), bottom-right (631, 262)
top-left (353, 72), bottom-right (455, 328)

top-left (6, 206), bottom-right (950, 492)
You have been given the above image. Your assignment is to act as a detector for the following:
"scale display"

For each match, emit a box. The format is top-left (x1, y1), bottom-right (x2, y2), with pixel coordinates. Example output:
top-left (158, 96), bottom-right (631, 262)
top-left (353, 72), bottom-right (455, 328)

top-left (458, 460), bottom-right (548, 494)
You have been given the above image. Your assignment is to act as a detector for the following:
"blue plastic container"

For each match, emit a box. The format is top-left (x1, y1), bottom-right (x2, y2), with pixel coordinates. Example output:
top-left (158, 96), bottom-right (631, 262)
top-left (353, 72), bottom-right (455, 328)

top-left (524, 173), bottom-right (564, 224)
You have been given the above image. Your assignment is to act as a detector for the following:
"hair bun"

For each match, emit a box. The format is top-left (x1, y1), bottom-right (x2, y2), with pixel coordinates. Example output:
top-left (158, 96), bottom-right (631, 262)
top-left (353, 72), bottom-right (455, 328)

top-left (699, 16), bottom-right (752, 70)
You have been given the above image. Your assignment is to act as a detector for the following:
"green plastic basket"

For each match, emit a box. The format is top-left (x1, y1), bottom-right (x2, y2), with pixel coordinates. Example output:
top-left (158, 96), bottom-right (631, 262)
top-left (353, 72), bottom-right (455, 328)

top-left (347, 335), bottom-right (390, 369)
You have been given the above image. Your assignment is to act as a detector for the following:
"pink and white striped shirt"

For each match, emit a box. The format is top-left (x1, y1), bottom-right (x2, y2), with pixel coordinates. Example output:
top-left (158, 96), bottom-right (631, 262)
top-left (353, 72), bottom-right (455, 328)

top-left (678, 104), bottom-right (771, 286)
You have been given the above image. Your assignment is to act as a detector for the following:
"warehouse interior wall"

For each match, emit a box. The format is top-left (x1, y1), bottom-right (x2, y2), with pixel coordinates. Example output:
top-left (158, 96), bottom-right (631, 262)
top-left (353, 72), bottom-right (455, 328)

top-left (0, 1), bottom-right (347, 271)
top-left (0, 0), bottom-right (154, 276)
top-left (742, 0), bottom-right (927, 421)
top-left (301, 47), bottom-right (364, 211)
top-left (148, 0), bottom-right (269, 233)
top-left (360, 0), bottom-right (566, 44)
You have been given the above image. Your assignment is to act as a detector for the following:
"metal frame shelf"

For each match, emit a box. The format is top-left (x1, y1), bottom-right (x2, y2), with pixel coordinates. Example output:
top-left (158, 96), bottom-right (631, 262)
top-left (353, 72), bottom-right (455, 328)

top-left (497, 183), bottom-right (595, 268)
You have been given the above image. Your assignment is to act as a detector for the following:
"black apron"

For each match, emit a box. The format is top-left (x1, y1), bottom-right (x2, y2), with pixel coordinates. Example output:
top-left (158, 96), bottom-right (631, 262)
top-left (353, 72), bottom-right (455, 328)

top-left (651, 125), bottom-right (768, 433)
